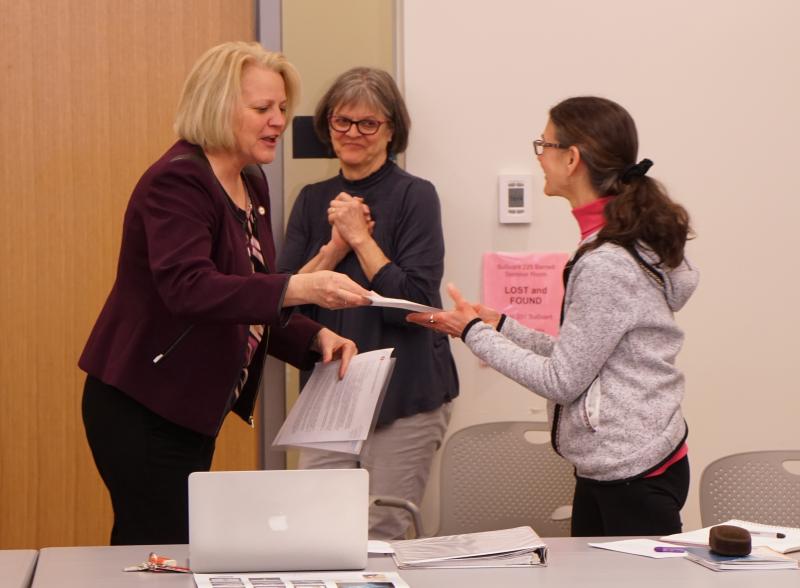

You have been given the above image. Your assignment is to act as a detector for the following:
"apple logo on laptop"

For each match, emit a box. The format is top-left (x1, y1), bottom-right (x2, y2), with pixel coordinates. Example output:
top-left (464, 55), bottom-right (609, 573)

top-left (268, 514), bottom-right (289, 531)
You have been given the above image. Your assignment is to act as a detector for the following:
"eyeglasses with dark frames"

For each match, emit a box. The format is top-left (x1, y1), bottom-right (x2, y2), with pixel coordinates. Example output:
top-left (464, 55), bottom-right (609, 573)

top-left (329, 115), bottom-right (389, 136)
top-left (533, 138), bottom-right (568, 156)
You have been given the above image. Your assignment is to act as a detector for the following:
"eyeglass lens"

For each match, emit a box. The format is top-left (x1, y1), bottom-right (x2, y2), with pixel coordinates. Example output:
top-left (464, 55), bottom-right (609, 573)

top-left (330, 116), bottom-right (382, 135)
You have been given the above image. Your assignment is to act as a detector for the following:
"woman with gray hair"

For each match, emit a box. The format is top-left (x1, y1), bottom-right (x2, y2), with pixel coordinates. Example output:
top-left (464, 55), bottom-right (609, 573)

top-left (279, 67), bottom-right (459, 540)
top-left (80, 42), bottom-right (369, 545)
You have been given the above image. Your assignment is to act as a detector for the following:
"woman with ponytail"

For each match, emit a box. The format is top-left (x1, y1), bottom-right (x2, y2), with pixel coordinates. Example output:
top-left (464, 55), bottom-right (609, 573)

top-left (408, 96), bottom-right (699, 536)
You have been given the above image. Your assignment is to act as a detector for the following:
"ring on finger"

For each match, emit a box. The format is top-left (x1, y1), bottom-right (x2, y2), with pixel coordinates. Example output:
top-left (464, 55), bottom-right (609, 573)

top-left (428, 313), bottom-right (435, 324)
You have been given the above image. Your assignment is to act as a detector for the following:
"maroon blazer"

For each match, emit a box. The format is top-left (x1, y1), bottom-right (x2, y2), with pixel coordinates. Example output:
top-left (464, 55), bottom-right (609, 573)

top-left (79, 141), bottom-right (321, 436)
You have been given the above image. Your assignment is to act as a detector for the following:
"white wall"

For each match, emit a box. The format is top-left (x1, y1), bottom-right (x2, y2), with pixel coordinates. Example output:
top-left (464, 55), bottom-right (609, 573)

top-left (402, 0), bottom-right (800, 533)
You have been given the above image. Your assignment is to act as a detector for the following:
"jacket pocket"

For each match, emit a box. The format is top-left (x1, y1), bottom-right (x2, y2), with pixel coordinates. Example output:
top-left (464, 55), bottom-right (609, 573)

top-left (581, 378), bottom-right (602, 432)
top-left (152, 325), bottom-right (194, 365)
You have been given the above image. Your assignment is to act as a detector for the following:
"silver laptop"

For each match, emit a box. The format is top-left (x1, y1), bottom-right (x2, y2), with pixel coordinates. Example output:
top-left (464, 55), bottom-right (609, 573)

top-left (188, 468), bottom-right (368, 572)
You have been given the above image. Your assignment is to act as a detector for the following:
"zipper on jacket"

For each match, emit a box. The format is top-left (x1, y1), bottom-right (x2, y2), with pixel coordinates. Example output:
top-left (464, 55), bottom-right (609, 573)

top-left (552, 247), bottom-right (584, 457)
top-left (245, 327), bottom-right (270, 429)
top-left (550, 404), bottom-right (563, 456)
top-left (152, 325), bottom-right (194, 364)
top-left (215, 326), bottom-right (269, 434)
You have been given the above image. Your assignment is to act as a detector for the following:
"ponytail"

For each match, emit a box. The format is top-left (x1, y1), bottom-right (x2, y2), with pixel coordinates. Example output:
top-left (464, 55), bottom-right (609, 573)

top-left (551, 97), bottom-right (692, 268)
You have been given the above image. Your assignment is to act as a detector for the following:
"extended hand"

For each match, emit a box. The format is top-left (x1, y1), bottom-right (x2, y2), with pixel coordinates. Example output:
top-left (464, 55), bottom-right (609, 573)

top-left (284, 271), bottom-right (372, 309)
top-left (406, 283), bottom-right (480, 338)
top-left (473, 303), bottom-right (502, 329)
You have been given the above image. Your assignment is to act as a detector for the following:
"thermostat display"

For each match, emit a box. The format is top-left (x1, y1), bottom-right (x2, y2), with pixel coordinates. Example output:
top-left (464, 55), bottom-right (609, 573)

top-left (498, 175), bottom-right (533, 223)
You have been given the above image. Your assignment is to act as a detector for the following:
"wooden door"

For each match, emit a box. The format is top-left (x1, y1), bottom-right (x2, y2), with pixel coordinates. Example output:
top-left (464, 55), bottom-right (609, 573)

top-left (0, 0), bottom-right (258, 549)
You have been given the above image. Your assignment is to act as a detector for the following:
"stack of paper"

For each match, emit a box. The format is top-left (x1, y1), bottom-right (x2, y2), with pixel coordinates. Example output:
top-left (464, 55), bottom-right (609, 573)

top-left (390, 526), bottom-right (548, 569)
top-left (661, 519), bottom-right (800, 554)
top-left (683, 546), bottom-right (799, 571)
top-left (272, 348), bottom-right (395, 455)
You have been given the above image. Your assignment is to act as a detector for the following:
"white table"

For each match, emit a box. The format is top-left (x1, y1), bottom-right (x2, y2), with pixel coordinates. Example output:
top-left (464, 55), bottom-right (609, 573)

top-left (0, 549), bottom-right (38, 588)
top-left (30, 539), bottom-right (800, 587)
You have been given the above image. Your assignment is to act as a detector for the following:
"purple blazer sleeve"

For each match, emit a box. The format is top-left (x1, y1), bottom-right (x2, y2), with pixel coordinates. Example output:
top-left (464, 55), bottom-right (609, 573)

top-left (141, 158), bottom-right (289, 325)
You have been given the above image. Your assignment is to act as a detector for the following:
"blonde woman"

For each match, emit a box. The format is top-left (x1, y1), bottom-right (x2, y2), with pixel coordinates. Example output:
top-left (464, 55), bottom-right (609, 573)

top-left (80, 42), bottom-right (368, 545)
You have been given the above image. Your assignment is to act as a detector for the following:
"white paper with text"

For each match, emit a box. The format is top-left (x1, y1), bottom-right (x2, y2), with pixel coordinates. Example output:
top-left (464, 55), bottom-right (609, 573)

top-left (193, 570), bottom-right (408, 588)
top-left (273, 348), bottom-right (395, 454)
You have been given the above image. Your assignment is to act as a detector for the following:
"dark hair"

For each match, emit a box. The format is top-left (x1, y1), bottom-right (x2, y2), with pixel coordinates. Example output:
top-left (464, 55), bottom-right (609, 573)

top-left (313, 67), bottom-right (410, 156)
top-left (550, 96), bottom-right (692, 268)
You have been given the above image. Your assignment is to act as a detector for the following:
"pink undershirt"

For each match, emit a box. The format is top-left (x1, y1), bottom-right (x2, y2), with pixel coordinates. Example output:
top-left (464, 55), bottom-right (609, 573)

top-left (571, 196), bottom-right (614, 241)
top-left (571, 195), bottom-right (688, 478)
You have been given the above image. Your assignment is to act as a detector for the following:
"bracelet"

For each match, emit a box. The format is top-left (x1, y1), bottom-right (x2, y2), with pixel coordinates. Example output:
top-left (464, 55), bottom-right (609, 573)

top-left (496, 314), bottom-right (507, 331)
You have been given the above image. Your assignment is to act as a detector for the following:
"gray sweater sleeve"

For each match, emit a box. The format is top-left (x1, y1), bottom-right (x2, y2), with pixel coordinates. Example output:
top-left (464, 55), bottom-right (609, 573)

top-left (499, 315), bottom-right (556, 356)
top-left (464, 250), bottom-right (640, 404)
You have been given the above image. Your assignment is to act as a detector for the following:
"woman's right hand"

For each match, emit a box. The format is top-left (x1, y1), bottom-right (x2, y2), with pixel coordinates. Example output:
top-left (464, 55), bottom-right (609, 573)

top-left (284, 270), bottom-right (372, 309)
top-left (473, 304), bottom-right (502, 329)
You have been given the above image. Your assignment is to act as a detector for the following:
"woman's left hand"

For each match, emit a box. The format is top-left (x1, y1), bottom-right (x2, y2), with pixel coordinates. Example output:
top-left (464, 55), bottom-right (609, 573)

top-left (311, 328), bottom-right (358, 379)
top-left (406, 283), bottom-right (479, 338)
top-left (328, 192), bottom-right (371, 247)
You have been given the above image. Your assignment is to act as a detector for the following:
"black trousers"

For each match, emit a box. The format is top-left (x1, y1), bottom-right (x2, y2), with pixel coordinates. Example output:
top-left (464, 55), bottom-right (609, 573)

top-left (82, 375), bottom-right (216, 545)
top-left (570, 455), bottom-right (690, 537)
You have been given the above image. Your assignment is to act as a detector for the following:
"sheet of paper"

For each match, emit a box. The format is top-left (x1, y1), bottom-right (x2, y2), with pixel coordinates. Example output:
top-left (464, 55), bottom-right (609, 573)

top-left (367, 292), bottom-right (442, 314)
top-left (194, 570), bottom-right (409, 588)
top-left (368, 540), bottom-right (394, 554)
top-left (273, 348), bottom-right (394, 452)
top-left (588, 539), bottom-right (687, 558)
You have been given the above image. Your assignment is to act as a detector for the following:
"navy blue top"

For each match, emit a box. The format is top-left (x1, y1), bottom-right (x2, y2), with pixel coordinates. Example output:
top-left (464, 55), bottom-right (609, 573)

top-left (278, 160), bottom-right (459, 426)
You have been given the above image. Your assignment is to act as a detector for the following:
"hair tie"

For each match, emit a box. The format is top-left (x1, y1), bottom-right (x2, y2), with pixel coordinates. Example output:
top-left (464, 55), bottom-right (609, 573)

top-left (621, 158), bottom-right (653, 183)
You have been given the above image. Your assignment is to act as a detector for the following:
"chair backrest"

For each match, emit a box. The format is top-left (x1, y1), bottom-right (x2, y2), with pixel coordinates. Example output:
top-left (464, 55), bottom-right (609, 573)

top-left (699, 450), bottom-right (800, 527)
top-left (437, 421), bottom-right (574, 537)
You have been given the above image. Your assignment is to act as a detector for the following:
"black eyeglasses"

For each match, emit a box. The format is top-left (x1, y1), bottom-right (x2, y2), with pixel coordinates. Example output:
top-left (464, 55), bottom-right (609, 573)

top-left (329, 115), bottom-right (389, 136)
top-left (533, 139), bottom-right (568, 156)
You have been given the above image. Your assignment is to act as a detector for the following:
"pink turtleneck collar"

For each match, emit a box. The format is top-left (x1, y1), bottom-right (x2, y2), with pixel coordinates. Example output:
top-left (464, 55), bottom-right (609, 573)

top-left (571, 196), bottom-right (614, 241)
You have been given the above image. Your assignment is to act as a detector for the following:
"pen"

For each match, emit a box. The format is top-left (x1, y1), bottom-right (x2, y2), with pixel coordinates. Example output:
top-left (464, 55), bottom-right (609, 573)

top-left (749, 530), bottom-right (786, 539)
top-left (654, 546), bottom-right (686, 553)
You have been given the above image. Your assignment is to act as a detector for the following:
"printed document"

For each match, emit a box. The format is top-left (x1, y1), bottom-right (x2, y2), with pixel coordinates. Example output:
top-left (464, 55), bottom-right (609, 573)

top-left (272, 348), bottom-right (395, 455)
top-left (194, 570), bottom-right (409, 588)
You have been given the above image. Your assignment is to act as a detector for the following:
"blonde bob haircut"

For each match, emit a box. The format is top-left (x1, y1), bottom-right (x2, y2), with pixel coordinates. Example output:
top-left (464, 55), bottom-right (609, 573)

top-left (174, 41), bottom-right (301, 151)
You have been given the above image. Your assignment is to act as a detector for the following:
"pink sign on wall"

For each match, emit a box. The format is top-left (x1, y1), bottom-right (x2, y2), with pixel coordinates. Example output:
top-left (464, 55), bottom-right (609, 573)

top-left (482, 251), bottom-right (570, 336)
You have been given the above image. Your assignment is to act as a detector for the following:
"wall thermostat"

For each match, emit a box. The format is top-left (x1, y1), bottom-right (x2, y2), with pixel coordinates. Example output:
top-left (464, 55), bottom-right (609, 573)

top-left (498, 174), bottom-right (533, 224)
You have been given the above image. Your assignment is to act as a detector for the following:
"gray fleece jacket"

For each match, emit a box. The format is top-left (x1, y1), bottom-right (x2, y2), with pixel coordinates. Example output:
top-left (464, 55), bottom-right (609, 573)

top-left (464, 241), bottom-right (699, 481)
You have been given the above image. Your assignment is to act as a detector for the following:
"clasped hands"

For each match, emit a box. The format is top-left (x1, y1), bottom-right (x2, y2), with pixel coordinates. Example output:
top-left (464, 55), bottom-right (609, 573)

top-left (326, 192), bottom-right (375, 253)
top-left (406, 284), bottom-right (502, 338)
